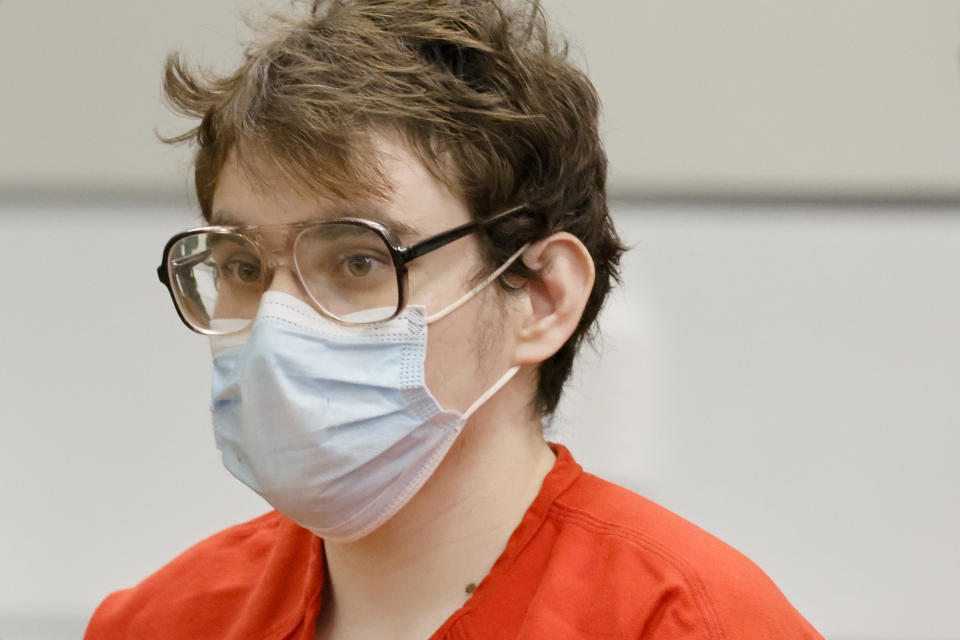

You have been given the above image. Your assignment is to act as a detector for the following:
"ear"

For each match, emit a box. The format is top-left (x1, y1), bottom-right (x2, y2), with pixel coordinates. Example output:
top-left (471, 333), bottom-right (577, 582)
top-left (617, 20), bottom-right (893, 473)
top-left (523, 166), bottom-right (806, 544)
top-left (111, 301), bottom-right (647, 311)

top-left (511, 232), bottom-right (595, 365)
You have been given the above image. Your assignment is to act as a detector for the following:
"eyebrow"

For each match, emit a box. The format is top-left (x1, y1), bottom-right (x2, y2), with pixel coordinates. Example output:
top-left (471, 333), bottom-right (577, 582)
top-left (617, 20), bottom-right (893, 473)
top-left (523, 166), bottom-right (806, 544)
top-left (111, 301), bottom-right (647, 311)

top-left (209, 204), bottom-right (422, 239)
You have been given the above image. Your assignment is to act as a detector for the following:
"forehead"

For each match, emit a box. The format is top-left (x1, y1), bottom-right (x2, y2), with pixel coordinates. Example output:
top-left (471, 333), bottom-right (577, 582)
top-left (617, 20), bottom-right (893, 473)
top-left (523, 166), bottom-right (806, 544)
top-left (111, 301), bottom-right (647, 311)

top-left (210, 136), bottom-right (471, 240)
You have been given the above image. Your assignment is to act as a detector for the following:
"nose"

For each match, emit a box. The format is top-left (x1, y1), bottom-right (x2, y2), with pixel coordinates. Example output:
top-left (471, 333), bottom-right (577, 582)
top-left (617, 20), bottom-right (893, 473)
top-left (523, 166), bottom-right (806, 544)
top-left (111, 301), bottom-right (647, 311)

top-left (265, 266), bottom-right (304, 298)
top-left (259, 245), bottom-right (316, 308)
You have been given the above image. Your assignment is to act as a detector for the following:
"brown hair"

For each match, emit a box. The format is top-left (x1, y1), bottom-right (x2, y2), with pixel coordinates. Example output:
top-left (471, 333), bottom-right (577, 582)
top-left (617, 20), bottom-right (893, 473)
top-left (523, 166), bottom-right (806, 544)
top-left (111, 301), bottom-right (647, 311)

top-left (163, 0), bottom-right (626, 416)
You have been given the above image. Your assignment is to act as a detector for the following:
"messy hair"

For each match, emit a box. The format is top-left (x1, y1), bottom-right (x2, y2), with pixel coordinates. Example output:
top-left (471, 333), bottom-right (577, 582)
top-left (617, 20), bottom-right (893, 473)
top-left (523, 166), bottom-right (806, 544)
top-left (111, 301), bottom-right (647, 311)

top-left (163, 0), bottom-right (625, 416)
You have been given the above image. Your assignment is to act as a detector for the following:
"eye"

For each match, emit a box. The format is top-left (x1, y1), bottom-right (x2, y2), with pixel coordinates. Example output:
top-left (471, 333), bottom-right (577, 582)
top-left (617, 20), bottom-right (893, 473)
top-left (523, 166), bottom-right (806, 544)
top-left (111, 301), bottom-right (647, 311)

top-left (344, 254), bottom-right (375, 277)
top-left (222, 258), bottom-right (262, 283)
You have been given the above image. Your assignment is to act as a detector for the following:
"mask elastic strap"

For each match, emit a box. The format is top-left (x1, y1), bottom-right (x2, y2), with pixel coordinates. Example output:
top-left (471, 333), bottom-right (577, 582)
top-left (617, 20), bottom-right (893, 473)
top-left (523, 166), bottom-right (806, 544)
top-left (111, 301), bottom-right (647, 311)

top-left (462, 365), bottom-right (521, 422)
top-left (425, 243), bottom-right (531, 324)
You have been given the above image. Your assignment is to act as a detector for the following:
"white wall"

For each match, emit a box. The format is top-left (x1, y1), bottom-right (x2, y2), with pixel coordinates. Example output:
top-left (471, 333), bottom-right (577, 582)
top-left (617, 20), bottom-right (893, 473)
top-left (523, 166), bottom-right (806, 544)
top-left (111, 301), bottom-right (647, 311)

top-left (1, 203), bottom-right (957, 639)
top-left (3, 1), bottom-right (960, 197)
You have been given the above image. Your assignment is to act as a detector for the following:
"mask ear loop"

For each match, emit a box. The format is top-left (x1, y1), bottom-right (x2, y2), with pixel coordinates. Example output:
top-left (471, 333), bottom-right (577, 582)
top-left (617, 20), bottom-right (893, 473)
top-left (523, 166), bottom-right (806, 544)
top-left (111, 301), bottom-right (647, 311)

top-left (425, 243), bottom-right (531, 324)
top-left (462, 365), bottom-right (521, 421)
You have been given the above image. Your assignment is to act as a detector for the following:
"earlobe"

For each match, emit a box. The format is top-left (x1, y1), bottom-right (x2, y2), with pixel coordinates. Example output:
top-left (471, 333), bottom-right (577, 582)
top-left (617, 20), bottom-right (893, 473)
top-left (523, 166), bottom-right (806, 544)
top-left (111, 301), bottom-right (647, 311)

top-left (512, 232), bottom-right (595, 365)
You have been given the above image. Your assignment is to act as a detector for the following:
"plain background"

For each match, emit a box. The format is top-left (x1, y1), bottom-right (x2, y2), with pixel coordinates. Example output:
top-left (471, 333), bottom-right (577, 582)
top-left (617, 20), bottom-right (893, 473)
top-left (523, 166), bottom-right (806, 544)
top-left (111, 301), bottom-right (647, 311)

top-left (1, 1), bottom-right (959, 639)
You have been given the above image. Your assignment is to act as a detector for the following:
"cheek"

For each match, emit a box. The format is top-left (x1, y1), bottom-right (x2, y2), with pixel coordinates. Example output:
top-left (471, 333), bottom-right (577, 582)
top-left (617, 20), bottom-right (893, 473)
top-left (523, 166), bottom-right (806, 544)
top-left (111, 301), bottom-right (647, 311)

top-left (422, 289), bottom-right (506, 413)
top-left (407, 236), bottom-right (483, 312)
top-left (422, 309), bottom-right (480, 413)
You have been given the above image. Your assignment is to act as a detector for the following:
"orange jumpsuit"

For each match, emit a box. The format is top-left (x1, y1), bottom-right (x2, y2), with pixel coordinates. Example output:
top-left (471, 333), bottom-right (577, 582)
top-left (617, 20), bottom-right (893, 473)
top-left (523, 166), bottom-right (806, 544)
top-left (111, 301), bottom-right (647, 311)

top-left (85, 445), bottom-right (823, 639)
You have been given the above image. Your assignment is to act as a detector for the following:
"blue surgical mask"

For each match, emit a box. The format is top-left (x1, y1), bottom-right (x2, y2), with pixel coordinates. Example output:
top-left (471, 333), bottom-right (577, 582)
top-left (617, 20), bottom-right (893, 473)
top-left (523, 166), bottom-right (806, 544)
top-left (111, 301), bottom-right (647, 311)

top-left (209, 247), bottom-right (524, 542)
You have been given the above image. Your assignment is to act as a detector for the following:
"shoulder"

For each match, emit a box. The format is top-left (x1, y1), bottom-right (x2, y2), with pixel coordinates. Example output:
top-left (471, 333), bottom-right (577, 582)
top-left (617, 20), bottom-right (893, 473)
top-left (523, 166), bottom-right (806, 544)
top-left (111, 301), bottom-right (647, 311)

top-left (84, 511), bottom-right (321, 640)
top-left (548, 471), bottom-right (822, 638)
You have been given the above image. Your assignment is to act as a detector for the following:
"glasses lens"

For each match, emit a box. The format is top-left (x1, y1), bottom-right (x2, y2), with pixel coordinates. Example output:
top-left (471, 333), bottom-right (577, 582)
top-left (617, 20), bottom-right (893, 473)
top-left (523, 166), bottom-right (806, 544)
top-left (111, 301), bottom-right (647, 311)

top-left (167, 232), bottom-right (263, 333)
top-left (294, 222), bottom-right (400, 323)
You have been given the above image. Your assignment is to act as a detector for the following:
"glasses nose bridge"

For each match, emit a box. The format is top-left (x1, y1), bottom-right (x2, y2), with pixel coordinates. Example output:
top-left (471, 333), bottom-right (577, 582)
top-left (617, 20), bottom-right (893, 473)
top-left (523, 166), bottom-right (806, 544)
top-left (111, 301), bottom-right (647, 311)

top-left (250, 230), bottom-right (296, 272)
top-left (248, 231), bottom-right (306, 296)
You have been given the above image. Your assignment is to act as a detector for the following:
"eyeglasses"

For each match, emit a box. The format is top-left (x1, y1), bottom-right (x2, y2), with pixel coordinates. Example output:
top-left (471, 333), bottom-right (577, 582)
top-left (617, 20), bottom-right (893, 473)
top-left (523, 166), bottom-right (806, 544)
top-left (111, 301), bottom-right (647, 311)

top-left (157, 203), bottom-right (528, 335)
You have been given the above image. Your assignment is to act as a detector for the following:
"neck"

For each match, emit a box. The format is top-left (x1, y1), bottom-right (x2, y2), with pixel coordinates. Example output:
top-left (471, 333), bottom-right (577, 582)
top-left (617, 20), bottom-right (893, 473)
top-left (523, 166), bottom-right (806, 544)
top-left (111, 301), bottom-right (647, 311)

top-left (316, 372), bottom-right (556, 638)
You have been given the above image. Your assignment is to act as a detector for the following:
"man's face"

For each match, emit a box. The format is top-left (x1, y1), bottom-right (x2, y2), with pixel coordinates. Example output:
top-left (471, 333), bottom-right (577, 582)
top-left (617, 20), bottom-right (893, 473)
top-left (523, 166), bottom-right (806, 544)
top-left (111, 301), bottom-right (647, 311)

top-left (210, 135), bottom-right (517, 413)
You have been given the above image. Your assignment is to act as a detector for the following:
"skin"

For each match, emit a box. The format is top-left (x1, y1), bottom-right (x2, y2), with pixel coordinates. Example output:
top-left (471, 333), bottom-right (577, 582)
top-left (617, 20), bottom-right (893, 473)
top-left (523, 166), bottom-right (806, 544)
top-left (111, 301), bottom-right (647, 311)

top-left (210, 134), bottom-right (595, 640)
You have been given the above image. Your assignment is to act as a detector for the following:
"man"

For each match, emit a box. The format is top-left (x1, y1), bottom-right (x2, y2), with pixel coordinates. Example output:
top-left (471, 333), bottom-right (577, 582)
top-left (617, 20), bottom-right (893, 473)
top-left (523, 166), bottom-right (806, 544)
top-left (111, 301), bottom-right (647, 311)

top-left (86, 0), bottom-right (824, 637)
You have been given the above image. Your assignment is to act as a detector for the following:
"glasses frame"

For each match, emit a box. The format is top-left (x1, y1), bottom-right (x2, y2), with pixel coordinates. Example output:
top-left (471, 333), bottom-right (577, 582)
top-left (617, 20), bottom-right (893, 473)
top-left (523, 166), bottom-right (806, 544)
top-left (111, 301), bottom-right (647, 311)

top-left (158, 203), bottom-right (529, 334)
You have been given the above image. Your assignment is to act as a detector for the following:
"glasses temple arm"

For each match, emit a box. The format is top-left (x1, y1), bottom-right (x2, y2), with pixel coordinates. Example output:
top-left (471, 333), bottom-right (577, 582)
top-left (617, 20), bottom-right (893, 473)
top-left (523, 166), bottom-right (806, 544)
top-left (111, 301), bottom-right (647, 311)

top-left (403, 223), bottom-right (480, 262)
top-left (402, 204), bottom-right (528, 263)
top-left (158, 249), bottom-right (213, 286)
